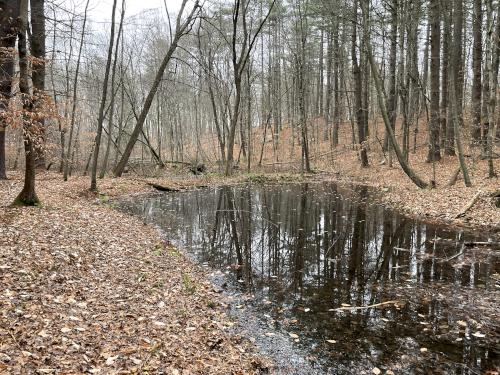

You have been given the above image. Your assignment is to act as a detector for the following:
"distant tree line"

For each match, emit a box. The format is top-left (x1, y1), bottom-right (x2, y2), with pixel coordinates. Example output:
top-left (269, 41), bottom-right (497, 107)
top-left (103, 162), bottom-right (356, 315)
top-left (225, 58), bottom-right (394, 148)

top-left (0, 0), bottom-right (498, 201)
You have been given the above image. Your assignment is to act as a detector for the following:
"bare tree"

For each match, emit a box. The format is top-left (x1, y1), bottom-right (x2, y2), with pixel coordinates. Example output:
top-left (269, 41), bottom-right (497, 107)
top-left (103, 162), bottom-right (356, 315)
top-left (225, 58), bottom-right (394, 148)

top-left (224, 0), bottom-right (275, 175)
top-left (427, 0), bottom-right (441, 162)
top-left (90, 0), bottom-right (118, 191)
top-left (113, 0), bottom-right (200, 177)
top-left (100, 0), bottom-right (126, 178)
top-left (64, 0), bottom-right (90, 181)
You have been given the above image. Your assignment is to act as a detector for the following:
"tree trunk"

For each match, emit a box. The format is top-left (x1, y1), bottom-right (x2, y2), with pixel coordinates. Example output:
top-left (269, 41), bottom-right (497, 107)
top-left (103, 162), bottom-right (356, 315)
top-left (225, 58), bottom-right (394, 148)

top-left (385, 0), bottom-right (398, 154)
top-left (486, 0), bottom-right (500, 177)
top-left (0, 0), bottom-right (20, 180)
top-left (14, 0), bottom-right (40, 206)
top-left (427, 0), bottom-right (441, 162)
top-left (352, 0), bottom-right (368, 167)
top-left (471, 0), bottom-right (482, 145)
top-left (30, 0), bottom-right (46, 169)
top-left (64, 0), bottom-right (90, 181)
top-left (333, 17), bottom-right (340, 146)
top-left (90, 0), bottom-right (118, 191)
top-left (100, 0), bottom-right (125, 178)
top-left (441, 0), bottom-right (451, 154)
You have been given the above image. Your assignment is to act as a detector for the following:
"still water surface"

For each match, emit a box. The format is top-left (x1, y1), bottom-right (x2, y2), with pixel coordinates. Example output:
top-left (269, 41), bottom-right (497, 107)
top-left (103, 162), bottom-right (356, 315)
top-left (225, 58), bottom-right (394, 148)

top-left (118, 183), bottom-right (499, 374)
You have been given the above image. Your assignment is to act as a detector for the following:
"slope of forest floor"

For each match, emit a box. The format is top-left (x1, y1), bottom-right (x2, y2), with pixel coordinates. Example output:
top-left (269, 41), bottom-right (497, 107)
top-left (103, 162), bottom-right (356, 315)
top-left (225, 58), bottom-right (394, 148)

top-left (321, 147), bottom-right (500, 233)
top-left (215, 121), bottom-right (499, 233)
top-left (185, 120), bottom-right (500, 232)
top-left (0, 173), bottom-right (272, 374)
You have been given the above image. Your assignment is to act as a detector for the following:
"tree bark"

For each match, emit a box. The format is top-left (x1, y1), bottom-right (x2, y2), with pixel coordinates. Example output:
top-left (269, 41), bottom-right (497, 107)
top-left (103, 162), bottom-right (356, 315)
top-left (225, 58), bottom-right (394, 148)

top-left (441, 0), bottom-right (452, 155)
top-left (30, 0), bottom-right (46, 169)
top-left (471, 0), bottom-right (482, 145)
top-left (0, 0), bottom-right (21, 180)
top-left (486, 0), bottom-right (500, 177)
top-left (352, 0), bottom-right (368, 167)
top-left (427, 0), bottom-right (441, 162)
top-left (14, 0), bottom-right (40, 206)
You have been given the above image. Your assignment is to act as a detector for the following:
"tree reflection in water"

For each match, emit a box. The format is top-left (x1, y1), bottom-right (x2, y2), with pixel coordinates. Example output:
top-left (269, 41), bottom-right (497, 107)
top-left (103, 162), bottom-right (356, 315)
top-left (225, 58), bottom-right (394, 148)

top-left (119, 183), bottom-right (499, 374)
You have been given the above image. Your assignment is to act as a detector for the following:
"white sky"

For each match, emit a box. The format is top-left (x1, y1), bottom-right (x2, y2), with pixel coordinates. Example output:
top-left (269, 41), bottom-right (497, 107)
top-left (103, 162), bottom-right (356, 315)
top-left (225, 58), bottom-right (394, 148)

top-left (86, 0), bottom-right (184, 21)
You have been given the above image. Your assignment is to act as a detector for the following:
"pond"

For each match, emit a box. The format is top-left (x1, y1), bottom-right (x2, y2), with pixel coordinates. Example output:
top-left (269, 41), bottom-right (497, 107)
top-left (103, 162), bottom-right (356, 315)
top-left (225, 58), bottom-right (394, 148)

top-left (117, 182), bottom-right (500, 374)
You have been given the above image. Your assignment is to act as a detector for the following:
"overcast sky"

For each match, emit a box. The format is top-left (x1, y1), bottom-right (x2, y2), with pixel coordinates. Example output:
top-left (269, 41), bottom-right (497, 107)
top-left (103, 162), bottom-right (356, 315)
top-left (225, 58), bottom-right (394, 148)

top-left (86, 0), bottom-right (184, 21)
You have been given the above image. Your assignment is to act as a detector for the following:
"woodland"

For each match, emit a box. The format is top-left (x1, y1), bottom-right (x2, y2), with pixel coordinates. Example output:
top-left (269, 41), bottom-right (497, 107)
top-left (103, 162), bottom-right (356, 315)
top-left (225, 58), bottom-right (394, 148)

top-left (0, 0), bottom-right (499, 373)
top-left (0, 0), bottom-right (498, 197)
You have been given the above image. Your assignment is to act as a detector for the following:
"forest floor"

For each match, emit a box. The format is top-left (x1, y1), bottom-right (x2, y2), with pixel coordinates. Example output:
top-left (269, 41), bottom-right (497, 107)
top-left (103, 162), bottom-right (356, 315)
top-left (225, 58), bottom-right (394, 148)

top-left (0, 173), bottom-right (273, 374)
top-left (321, 151), bottom-right (500, 233)
top-left (218, 120), bottom-right (500, 233)
top-left (0, 149), bottom-right (498, 373)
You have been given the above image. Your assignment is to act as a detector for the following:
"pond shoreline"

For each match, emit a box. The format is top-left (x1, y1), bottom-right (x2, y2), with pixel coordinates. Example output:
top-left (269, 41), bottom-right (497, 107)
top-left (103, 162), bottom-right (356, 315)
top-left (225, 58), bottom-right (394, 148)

top-left (1, 171), bottom-right (498, 374)
top-left (112, 170), bottom-right (500, 238)
top-left (0, 173), bottom-right (274, 374)
top-left (115, 180), bottom-right (499, 374)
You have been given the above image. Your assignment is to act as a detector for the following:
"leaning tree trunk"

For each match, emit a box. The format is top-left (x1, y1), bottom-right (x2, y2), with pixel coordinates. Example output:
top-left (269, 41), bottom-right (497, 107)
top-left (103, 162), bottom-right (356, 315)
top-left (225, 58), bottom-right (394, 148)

top-left (361, 0), bottom-right (428, 189)
top-left (114, 0), bottom-right (200, 177)
top-left (14, 0), bottom-right (40, 206)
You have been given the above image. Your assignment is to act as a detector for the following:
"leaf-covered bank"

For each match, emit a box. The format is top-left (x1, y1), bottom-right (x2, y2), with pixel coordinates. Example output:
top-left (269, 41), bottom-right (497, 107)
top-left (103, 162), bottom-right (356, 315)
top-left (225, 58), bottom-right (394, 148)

top-left (0, 173), bottom-right (271, 374)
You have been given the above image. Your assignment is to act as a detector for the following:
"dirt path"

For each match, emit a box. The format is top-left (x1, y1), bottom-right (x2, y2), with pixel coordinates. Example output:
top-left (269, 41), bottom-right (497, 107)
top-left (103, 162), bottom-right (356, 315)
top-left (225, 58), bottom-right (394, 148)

top-left (0, 174), bottom-right (271, 374)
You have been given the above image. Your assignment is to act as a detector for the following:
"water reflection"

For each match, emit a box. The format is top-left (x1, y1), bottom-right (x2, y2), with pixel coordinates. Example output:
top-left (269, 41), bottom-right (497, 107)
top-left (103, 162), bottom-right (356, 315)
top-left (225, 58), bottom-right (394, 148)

top-left (118, 183), bottom-right (499, 374)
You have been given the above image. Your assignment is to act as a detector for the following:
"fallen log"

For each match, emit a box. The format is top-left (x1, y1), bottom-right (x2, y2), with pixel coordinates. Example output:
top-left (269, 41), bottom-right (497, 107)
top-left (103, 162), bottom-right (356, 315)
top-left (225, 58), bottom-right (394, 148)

top-left (147, 182), bottom-right (180, 192)
top-left (455, 191), bottom-right (482, 218)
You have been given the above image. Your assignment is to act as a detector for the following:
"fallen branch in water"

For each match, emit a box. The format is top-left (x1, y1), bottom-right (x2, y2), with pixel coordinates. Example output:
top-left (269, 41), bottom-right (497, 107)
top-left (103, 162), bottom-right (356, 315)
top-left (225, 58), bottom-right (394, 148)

top-left (442, 251), bottom-right (464, 262)
top-left (329, 300), bottom-right (400, 311)
top-left (464, 241), bottom-right (499, 247)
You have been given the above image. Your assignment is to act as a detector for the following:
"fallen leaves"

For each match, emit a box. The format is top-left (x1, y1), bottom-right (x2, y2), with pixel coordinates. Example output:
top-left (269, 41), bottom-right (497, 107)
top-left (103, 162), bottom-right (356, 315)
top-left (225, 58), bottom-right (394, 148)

top-left (0, 173), bottom-right (272, 374)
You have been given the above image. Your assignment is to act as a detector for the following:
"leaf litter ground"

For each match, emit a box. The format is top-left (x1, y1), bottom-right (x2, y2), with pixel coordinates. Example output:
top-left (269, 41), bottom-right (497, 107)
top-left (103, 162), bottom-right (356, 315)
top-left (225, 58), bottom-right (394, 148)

top-left (0, 173), bottom-right (272, 374)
